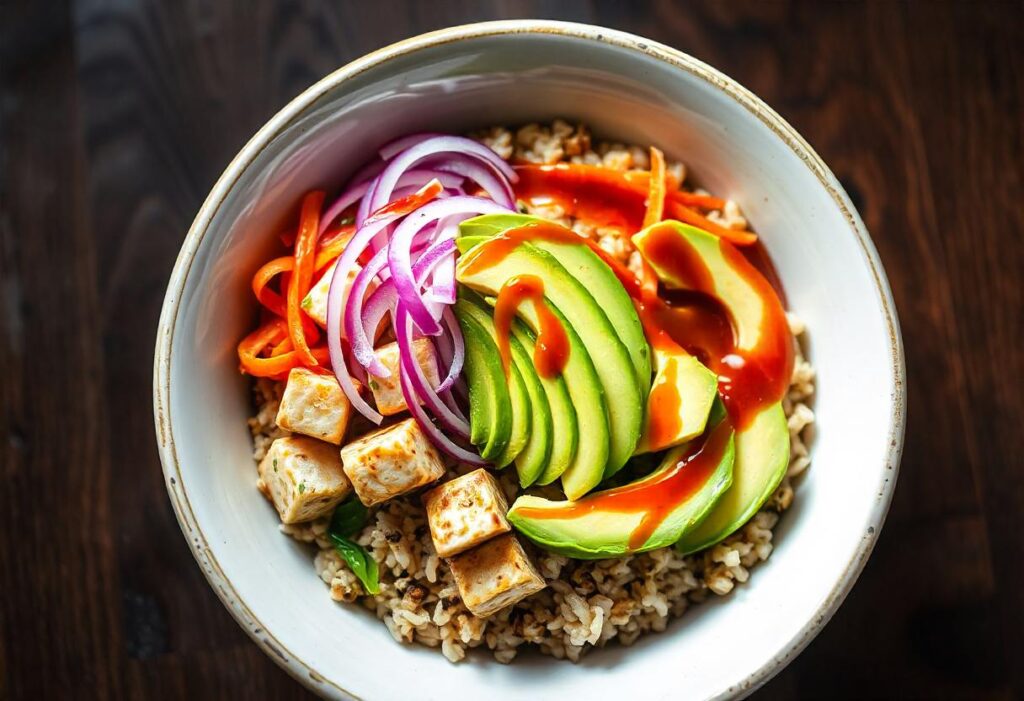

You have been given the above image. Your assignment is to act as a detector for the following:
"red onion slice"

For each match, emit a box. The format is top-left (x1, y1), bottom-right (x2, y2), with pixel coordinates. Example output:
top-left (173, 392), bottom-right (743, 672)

top-left (399, 363), bottom-right (486, 466)
top-left (321, 169), bottom-right (463, 236)
top-left (428, 155), bottom-right (515, 209)
top-left (387, 196), bottom-right (510, 335)
top-left (326, 183), bottom-right (442, 423)
top-left (434, 307), bottom-right (465, 394)
top-left (345, 228), bottom-right (438, 377)
top-left (378, 132), bottom-right (445, 161)
top-left (370, 135), bottom-right (517, 213)
top-left (395, 304), bottom-right (470, 438)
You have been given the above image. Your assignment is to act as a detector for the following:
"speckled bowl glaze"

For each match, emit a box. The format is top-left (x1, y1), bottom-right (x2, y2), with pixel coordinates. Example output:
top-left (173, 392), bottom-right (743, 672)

top-left (154, 20), bottom-right (904, 701)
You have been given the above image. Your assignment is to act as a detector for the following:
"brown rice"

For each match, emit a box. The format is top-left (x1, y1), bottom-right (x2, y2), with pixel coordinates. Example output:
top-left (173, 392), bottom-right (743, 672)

top-left (248, 122), bottom-right (816, 663)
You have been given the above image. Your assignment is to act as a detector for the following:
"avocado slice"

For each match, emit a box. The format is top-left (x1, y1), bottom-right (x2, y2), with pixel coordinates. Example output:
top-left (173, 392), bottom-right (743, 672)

top-left (634, 347), bottom-right (718, 454)
top-left (508, 419), bottom-right (735, 559)
top-left (460, 214), bottom-right (652, 411)
top-left (633, 221), bottom-right (792, 553)
top-left (455, 292), bottom-right (547, 482)
top-left (456, 233), bottom-right (643, 481)
top-left (509, 320), bottom-right (579, 486)
top-left (468, 295), bottom-right (581, 485)
top-left (674, 404), bottom-right (787, 554)
top-left (456, 247), bottom-right (611, 499)
top-left (454, 310), bottom-right (512, 462)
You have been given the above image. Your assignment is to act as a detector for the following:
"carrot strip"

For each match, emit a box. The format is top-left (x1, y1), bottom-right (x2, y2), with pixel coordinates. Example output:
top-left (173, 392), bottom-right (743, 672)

top-left (252, 256), bottom-right (293, 317)
top-left (238, 318), bottom-right (331, 379)
top-left (643, 147), bottom-right (667, 229)
top-left (666, 200), bottom-right (758, 246)
top-left (287, 191), bottom-right (326, 366)
top-left (365, 179), bottom-right (443, 223)
top-left (671, 191), bottom-right (726, 210)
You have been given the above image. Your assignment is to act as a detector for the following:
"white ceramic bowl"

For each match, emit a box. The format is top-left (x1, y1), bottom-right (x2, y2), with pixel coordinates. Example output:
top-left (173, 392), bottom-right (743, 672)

top-left (154, 20), bottom-right (904, 701)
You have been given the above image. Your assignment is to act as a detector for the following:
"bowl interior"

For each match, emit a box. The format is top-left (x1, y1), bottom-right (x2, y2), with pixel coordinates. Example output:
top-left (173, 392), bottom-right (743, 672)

top-left (159, 24), bottom-right (901, 701)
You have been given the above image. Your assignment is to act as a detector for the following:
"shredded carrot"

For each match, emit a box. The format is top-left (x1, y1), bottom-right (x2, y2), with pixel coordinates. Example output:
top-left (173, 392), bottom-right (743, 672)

top-left (635, 148), bottom-right (667, 295)
top-left (252, 256), bottom-right (291, 317)
top-left (238, 318), bottom-right (331, 379)
top-left (671, 191), bottom-right (726, 210)
top-left (287, 191), bottom-right (326, 366)
top-left (365, 179), bottom-right (443, 224)
top-left (269, 336), bottom-right (293, 357)
top-left (643, 147), bottom-right (667, 229)
top-left (666, 200), bottom-right (758, 246)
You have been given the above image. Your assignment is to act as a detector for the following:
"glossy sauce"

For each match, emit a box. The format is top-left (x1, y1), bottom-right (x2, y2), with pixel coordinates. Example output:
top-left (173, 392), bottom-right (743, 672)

top-left (514, 418), bottom-right (733, 550)
top-left (515, 163), bottom-right (787, 300)
top-left (515, 164), bottom-right (648, 231)
top-left (502, 168), bottom-right (791, 546)
top-left (645, 356), bottom-right (682, 450)
top-left (633, 225), bottom-right (792, 430)
top-left (492, 275), bottom-right (569, 379)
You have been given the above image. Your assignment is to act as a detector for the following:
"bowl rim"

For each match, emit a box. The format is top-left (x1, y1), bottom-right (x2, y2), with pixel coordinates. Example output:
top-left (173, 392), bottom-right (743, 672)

top-left (153, 18), bottom-right (906, 700)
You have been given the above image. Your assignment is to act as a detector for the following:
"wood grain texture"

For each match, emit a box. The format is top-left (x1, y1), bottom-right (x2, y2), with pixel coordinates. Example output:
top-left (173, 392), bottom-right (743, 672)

top-left (1, 1), bottom-right (1021, 699)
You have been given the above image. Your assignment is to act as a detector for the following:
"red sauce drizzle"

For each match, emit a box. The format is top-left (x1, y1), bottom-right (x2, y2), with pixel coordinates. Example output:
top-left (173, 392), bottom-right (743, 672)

top-left (514, 418), bottom-right (733, 549)
top-left (492, 275), bottom-right (569, 379)
top-left (514, 166), bottom-right (792, 429)
top-left (515, 164), bottom-right (648, 231)
top-left (646, 356), bottom-right (682, 450)
top-left (504, 167), bottom-right (793, 547)
top-left (632, 224), bottom-right (793, 430)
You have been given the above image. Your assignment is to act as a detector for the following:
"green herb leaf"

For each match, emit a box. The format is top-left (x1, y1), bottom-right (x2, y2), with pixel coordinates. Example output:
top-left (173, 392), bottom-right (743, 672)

top-left (298, 482), bottom-right (306, 494)
top-left (368, 379), bottom-right (379, 391)
top-left (300, 295), bottom-right (313, 310)
top-left (329, 497), bottom-right (369, 539)
top-left (330, 534), bottom-right (380, 595)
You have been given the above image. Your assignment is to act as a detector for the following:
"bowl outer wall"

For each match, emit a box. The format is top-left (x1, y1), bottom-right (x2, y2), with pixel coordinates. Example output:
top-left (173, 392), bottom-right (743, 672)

top-left (153, 20), bottom-right (905, 701)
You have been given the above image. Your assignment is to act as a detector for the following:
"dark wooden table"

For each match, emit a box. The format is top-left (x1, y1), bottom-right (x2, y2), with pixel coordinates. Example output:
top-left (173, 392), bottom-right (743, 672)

top-left (2, 1), bottom-right (1021, 699)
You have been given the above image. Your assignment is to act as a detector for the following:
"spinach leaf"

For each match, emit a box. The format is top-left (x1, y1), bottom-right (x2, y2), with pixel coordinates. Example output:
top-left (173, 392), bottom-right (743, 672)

top-left (329, 498), bottom-right (368, 539)
top-left (329, 534), bottom-right (380, 595)
top-left (328, 498), bottom-right (379, 594)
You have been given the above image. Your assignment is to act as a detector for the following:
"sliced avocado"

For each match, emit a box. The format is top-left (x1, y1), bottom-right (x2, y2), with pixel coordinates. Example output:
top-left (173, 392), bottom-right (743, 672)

top-left (460, 214), bottom-right (651, 411)
top-left (456, 235), bottom-right (488, 255)
top-left (457, 249), bottom-right (610, 499)
top-left (455, 293), bottom-right (543, 479)
top-left (633, 221), bottom-right (791, 552)
top-left (492, 355), bottom-right (530, 468)
top-left (454, 310), bottom-right (511, 462)
top-left (675, 404), bottom-right (787, 554)
top-left (634, 347), bottom-right (718, 454)
top-left (508, 420), bottom-right (735, 559)
top-left (456, 236), bottom-right (642, 483)
top-left (507, 317), bottom-right (578, 485)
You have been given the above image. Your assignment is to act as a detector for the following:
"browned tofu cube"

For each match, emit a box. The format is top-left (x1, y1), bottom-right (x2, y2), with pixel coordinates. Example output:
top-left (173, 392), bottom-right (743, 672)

top-left (423, 469), bottom-right (510, 558)
top-left (339, 418), bottom-right (445, 506)
top-left (448, 534), bottom-right (547, 618)
top-left (257, 436), bottom-right (352, 523)
top-left (275, 368), bottom-right (352, 444)
top-left (368, 339), bottom-right (440, 416)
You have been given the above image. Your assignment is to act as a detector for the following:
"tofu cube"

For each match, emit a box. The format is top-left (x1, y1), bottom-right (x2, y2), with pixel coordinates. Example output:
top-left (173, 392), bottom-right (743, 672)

top-left (448, 534), bottom-right (547, 618)
top-left (275, 368), bottom-right (352, 444)
top-left (340, 418), bottom-right (445, 506)
top-left (368, 339), bottom-right (440, 416)
top-left (302, 260), bottom-right (374, 328)
top-left (423, 469), bottom-right (511, 558)
top-left (257, 436), bottom-right (352, 524)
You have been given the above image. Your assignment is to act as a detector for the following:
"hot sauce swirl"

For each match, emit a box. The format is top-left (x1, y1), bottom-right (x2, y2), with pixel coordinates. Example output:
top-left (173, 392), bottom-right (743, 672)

top-left (513, 417), bottom-right (734, 550)
top-left (511, 166), bottom-right (792, 431)
top-left (634, 224), bottom-right (793, 430)
top-left (470, 166), bottom-right (793, 550)
top-left (493, 275), bottom-right (569, 379)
